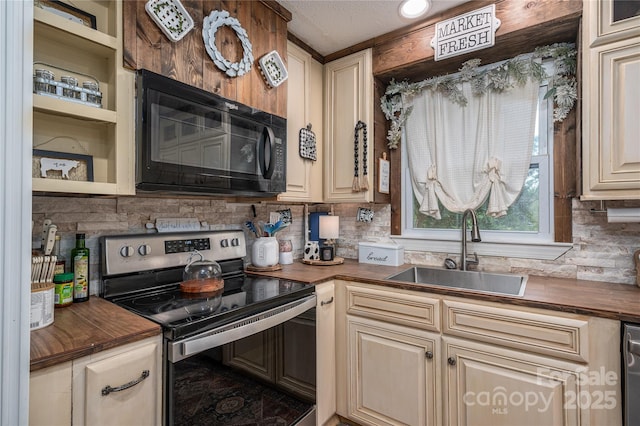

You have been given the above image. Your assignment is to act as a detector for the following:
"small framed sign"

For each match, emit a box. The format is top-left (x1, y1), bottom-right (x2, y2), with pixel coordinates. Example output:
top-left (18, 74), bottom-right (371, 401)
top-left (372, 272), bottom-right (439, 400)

top-left (430, 4), bottom-right (501, 61)
top-left (378, 153), bottom-right (390, 194)
top-left (33, 150), bottom-right (94, 182)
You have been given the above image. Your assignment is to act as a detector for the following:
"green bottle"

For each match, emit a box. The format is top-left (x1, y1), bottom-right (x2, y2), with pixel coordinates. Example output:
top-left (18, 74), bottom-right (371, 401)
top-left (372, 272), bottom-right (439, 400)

top-left (71, 233), bottom-right (90, 302)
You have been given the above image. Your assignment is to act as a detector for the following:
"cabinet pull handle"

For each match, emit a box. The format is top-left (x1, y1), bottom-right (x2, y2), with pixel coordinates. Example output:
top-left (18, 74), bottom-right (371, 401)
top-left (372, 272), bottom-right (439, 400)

top-left (321, 296), bottom-right (334, 306)
top-left (101, 370), bottom-right (150, 396)
top-left (425, 351), bottom-right (433, 359)
top-left (447, 357), bottom-right (457, 366)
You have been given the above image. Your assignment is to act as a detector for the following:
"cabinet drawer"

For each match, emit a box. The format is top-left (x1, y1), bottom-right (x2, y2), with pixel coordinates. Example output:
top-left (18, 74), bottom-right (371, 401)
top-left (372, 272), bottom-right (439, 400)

top-left (443, 299), bottom-right (589, 362)
top-left (345, 284), bottom-right (440, 332)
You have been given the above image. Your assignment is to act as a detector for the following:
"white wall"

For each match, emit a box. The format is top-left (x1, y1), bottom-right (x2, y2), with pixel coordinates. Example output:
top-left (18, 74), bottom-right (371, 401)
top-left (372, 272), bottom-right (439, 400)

top-left (1, 1), bottom-right (33, 424)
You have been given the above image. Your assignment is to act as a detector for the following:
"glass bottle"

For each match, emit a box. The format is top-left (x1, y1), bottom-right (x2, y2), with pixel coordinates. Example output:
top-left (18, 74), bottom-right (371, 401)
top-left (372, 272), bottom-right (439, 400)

top-left (53, 235), bottom-right (66, 276)
top-left (71, 233), bottom-right (90, 302)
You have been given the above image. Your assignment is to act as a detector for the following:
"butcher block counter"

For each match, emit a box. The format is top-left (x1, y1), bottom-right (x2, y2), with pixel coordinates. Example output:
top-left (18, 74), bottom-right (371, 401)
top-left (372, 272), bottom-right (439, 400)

top-left (30, 296), bottom-right (161, 371)
top-left (247, 258), bottom-right (640, 323)
top-left (32, 260), bottom-right (640, 371)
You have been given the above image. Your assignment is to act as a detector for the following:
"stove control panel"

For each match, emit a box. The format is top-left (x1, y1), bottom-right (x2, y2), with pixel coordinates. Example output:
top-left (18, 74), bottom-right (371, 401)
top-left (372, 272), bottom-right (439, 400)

top-left (164, 238), bottom-right (210, 254)
top-left (101, 230), bottom-right (246, 276)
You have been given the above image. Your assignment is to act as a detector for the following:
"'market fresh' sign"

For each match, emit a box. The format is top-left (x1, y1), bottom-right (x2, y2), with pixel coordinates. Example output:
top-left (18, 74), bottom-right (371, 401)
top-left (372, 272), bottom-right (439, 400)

top-left (430, 4), bottom-right (501, 61)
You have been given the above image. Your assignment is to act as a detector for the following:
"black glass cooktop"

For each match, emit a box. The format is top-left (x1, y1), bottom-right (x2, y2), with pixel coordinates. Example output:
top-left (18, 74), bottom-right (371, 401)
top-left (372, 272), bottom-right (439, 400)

top-left (110, 275), bottom-right (313, 340)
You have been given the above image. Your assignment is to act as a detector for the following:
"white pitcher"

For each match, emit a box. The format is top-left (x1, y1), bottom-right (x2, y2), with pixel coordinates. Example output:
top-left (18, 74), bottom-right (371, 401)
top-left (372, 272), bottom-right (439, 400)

top-left (251, 237), bottom-right (279, 267)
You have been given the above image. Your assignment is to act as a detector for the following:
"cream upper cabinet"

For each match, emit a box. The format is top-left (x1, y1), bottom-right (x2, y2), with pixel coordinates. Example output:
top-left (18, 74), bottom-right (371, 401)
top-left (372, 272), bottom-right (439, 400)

top-left (582, 0), bottom-right (640, 200)
top-left (32, 1), bottom-right (134, 195)
top-left (279, 42), bottom-right (324, 202)
top-left (335, 281), bottom-right (622, 426)
top-left (323, 49), bottom-right (374, 203)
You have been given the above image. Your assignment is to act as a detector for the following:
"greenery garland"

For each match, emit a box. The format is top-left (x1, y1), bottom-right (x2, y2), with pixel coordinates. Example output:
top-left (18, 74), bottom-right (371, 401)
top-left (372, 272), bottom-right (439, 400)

top-left (380, 43), bottom-right (577, 149)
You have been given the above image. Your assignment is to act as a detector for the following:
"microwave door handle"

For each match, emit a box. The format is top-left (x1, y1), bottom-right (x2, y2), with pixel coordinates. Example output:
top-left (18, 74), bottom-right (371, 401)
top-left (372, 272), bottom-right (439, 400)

top-left (257, 126), bottom-right (276, 179)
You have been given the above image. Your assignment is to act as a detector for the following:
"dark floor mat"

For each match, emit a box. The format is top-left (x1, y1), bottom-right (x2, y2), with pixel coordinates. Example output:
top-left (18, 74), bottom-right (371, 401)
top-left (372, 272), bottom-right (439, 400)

top-left (173, 355), bottom-right (313, 425)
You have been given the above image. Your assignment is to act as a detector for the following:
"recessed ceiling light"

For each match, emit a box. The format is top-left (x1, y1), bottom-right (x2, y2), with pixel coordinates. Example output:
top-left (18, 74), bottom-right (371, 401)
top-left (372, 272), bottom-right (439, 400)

top-left (399, 0), bottom-right (430, 19)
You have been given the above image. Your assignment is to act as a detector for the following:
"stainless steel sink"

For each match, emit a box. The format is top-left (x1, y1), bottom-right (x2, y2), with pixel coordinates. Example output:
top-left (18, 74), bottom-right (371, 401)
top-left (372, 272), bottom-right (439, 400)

top-left (385, 266), bottom-right (527, 297)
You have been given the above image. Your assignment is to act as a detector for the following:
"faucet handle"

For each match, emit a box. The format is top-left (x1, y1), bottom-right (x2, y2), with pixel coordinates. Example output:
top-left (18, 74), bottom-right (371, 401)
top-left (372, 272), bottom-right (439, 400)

top-left (466, 252), bottom-right (479, 267)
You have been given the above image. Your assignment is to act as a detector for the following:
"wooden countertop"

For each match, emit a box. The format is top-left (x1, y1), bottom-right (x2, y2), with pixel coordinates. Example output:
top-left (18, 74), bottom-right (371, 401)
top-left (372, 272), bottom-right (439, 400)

top-left (30, 296), bottom-right (161, 372)
top-left (246, 259), bottom-right (640, 323)
top-left (32, 260), bottom-right (640, 371)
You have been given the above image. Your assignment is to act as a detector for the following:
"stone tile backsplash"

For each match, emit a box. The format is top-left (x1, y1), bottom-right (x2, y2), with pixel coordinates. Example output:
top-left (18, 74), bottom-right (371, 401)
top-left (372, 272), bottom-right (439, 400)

top-left (33, 196), bottom-right (640, 293)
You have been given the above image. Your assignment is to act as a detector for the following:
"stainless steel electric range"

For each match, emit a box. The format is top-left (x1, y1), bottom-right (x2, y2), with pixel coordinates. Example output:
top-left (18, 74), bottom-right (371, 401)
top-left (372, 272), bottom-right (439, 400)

top-left (100, 230), bottom-right (317, 426)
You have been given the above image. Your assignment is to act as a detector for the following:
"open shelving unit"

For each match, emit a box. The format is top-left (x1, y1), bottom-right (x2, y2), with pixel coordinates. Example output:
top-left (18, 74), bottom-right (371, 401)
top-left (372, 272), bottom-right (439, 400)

top-left (32, 1), bottom-right (134, 195)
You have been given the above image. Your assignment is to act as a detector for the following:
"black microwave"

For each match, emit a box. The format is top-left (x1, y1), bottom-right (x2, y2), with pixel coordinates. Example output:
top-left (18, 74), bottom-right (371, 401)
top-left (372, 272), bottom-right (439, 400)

top-left (135, 69), bottom-right (286, 197)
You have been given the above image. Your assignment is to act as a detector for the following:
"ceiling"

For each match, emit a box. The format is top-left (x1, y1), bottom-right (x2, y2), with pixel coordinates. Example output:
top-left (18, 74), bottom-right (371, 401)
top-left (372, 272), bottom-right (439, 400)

top-left (276, 0), bottom-right (469, 57)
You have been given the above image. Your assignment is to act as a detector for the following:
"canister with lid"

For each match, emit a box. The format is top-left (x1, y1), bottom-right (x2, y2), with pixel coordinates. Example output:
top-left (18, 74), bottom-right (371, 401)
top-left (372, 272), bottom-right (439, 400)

top-left (53, 272), bottom-right (74, 307)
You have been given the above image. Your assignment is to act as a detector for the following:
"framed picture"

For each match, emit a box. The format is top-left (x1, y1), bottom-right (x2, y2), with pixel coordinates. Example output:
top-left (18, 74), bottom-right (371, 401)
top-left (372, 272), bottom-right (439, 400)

top-left (378, 154), bottom-right (390, 194)
top-left (37, 0), bottom-right (97, 29)
top-left (33, 150), bottom-right (94, 182)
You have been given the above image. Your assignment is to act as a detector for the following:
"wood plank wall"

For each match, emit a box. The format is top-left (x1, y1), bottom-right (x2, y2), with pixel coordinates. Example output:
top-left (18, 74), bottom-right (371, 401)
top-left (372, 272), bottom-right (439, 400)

top-left (123, 0), bottom-right (291, 117)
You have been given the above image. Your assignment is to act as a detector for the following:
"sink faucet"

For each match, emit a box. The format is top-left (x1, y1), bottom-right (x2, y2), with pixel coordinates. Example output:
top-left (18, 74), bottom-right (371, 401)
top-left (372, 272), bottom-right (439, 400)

top-left (460, 209), bottom-right (481, 271)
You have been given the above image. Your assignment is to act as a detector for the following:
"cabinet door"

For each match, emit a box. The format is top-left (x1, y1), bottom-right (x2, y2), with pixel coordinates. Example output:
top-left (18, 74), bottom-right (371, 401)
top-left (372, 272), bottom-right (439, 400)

top-left (444, 337), bottom-right (588, 426)
top-left (223, 330), bottom-right (276, 382)
top-left (29, 362), bottom-right (72, 426)
top-left (316, 281), bottom-right (336, 425)
top-left (585, 0), bottom-right (640, 46)
top-left (276, 311), bottom-right (316, 400)
top-left (279, 42), bottom-right (324, 202)
top-left (74, 339), bottom-right (161, 426)
top-left (324, 49), bottom-right (374, 203)
top-left (347, 316), bottom-right (440, 426)
top-left (582, 36), bottom-right (640, 199)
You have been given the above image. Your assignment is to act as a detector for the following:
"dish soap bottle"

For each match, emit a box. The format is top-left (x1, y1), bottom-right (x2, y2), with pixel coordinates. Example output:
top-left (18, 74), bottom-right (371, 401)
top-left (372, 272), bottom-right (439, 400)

top-left (71, 233), bottom-right (90, 302)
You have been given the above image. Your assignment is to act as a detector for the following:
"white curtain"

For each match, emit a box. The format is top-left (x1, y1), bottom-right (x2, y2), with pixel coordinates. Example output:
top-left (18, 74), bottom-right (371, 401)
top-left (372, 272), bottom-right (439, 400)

top-left (404, 78), bottom-right (539, 219)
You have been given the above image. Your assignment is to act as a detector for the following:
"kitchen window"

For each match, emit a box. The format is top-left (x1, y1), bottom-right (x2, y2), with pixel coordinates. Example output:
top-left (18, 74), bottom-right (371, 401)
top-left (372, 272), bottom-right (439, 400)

top-left (395, 60), bottom-right (573, 259)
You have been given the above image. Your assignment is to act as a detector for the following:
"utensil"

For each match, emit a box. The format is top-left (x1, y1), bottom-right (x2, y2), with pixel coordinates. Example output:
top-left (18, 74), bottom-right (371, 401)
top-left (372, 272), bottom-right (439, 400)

top-left (43, 224), bottom-right (57, 255)
top-left (244, 221), bottom-right (260, 238)
top-left (41, 219), bottom-right (52, 250)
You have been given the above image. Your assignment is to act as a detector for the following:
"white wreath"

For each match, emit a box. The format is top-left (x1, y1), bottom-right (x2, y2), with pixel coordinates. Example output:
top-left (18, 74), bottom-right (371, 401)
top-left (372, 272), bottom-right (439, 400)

top-left (202, 10), bottom-right (253, 77)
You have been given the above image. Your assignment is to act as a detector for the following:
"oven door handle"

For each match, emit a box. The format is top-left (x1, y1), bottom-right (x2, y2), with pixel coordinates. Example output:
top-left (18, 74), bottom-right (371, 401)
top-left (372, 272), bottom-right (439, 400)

top-left (169, 294), bottom-right (317, 363)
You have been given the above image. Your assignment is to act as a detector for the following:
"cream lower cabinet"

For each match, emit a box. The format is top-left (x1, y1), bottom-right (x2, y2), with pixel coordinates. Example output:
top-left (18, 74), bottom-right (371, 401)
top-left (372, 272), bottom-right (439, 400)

top-left (347, 316), bottom-right (440, 425)
top-left (29, 361), bottom-right (72, 426)
top-left (335, 281), bottom-right (622, 426)
top-left (316, 281), bottom-right (337, 425)
top-left (29, 335), bottom-right (162, 426)
top-left (72, 336), bottom-right (162, 426)
top-left (444, 337), bottom-right (585, 426)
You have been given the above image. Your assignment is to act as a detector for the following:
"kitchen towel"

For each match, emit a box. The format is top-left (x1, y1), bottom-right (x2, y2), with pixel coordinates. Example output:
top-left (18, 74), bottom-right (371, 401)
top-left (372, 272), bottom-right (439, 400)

top-left (607, 208), bottom-right (640, 223)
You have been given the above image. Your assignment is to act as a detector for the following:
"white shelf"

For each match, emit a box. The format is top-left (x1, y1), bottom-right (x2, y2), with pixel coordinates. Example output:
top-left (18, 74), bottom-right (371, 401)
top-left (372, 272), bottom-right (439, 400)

top-left (33, 178), bottom-right (119, 195)
top-left (33, 94), bottom-right (117, 123)
top-left (34, 7), bottom-right (118, 50)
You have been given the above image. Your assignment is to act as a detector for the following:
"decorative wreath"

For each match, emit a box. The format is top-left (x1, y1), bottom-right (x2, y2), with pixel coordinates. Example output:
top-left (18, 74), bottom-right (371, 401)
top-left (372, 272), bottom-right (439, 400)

top-left (202, 10), bottom-right (253, 77)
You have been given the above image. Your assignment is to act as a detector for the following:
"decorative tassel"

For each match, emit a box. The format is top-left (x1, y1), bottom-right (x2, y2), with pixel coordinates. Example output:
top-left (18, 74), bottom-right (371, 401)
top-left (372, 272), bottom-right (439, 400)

top-left (359, 175), bottom-right (369, 191)
top-left (352, 176), bottom-right (360, 192)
